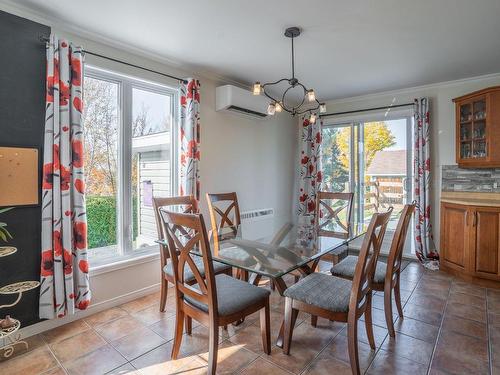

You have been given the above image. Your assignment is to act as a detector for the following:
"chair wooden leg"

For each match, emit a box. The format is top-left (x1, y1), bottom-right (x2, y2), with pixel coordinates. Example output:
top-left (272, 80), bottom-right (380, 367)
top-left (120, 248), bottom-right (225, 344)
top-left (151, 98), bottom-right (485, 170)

top-left (347, 314), bottom-right (361, 375)
top-left (185, 315), bottom-right (192, 335)
top-left (311, 315), bottom-right (318, 327)
top-left (283, 297), bottom-right (298, 355)
top-left (384, 284), bottom-right (396, 338)
top-left (171, 309), bottom-right (184, 360)
top-left (364, 292), bottom-right (376, 349)
top-left (159, 277), bottom-right (168, 312)
top-left (208, 323), bottom-right (219, 375)
top-left (394, 278), bottom-right (404, 318)
top-left (260, 300), bottom-right (271, 355)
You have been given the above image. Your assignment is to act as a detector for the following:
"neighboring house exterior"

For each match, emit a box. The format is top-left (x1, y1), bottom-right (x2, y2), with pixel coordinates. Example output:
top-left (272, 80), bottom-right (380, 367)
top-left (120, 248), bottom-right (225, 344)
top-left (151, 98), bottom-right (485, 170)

top-left (366, 150), bottom-right (407, 210)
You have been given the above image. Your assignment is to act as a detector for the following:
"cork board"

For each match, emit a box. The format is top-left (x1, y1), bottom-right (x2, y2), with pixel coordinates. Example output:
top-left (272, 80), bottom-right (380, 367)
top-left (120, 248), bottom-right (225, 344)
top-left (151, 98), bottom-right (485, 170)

top-left (0, 146), bottom-right (39, 206)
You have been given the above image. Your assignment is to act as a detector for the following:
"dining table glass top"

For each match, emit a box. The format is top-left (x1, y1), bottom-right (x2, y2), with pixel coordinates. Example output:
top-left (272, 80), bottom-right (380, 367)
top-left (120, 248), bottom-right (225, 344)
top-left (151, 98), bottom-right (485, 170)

top-left (200, 221), bottom-right (365, 279)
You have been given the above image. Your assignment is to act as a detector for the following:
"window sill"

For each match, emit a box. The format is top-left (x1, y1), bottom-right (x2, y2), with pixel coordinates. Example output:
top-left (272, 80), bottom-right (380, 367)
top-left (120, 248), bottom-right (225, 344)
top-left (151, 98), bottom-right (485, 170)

top-left (89, 250), bottom-right (160, 277)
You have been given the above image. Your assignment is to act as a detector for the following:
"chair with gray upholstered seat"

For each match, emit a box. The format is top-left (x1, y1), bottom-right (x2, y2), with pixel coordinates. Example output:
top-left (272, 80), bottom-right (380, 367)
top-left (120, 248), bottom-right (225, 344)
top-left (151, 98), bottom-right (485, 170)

top-left (282, 208), bottom-right (393, 375)
top-left (161, 210), bottom-right (271, 375)
top-left (330, 202), bottom-right (416, 338)
top-left (153, 196), bottom-right (232, 317)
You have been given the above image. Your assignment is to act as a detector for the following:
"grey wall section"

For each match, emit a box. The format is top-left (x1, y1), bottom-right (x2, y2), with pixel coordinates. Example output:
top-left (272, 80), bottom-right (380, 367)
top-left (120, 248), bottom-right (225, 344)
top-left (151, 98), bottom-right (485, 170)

top-left (0, 10), bottom-right (49, 326)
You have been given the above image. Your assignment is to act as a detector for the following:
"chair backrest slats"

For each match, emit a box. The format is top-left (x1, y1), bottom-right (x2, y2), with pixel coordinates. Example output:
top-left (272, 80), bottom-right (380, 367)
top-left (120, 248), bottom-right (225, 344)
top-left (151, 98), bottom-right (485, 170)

top-left (161, 210), bottom-right (217, 312)
top-left (385, 202), bottom-right (417, 283)
top-left (206, 192), bottom-right (241, 250)
top-left (153, 195), bottom-right (198, 268)
top-left (349, 207), bottom-right (393, 315)
top-left (315, 192), bottom-right (354, 239)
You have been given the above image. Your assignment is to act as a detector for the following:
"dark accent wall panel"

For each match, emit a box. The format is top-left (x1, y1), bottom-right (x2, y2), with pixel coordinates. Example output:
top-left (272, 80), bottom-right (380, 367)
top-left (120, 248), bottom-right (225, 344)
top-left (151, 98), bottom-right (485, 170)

top-left (0, 10), bottom-right (50, 327)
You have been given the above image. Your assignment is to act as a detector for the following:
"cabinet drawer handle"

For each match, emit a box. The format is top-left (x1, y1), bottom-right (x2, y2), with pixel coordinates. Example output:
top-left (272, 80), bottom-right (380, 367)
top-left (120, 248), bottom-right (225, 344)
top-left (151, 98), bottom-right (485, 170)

top-left (473, 211), bottom-right (477, 226)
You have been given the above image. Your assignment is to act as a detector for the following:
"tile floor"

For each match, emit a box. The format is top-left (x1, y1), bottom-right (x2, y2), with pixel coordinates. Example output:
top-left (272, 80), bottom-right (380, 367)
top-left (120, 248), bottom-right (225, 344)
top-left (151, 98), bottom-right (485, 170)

top-left (1, 261), bottom-right (498, 374)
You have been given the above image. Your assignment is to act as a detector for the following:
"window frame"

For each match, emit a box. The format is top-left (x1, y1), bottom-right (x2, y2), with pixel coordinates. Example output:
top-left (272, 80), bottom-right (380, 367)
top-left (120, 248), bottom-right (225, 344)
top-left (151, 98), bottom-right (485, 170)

top-left (321, 109), bottom-right (415, 256)
top-left (84, 65), bottom-right (179, 267)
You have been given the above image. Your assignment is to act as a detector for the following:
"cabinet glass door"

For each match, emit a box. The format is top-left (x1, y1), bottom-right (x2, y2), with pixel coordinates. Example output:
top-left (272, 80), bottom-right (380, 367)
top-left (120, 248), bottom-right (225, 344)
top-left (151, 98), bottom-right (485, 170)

top-left (472, 98), bottom-right (487, 158)
top-left (460, 103), bottom-right (473, 159)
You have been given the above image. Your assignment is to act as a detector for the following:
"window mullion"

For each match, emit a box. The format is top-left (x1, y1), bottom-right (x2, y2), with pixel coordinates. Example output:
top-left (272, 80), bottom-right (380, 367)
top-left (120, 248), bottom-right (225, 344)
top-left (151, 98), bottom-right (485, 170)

top-left (120, 80), bottom-right (133, 255)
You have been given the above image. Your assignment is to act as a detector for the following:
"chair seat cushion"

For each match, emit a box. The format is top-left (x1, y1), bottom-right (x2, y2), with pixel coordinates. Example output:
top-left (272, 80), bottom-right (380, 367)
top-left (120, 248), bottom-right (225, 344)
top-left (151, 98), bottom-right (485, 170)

top-left (284, 273), bottom-right (353, 312)
top-left (330, 255), bottom-right (387, 284)
top-left (163, 256), bottom-right (231, 283)
top-left (185, 274), bottom-right (270, 316)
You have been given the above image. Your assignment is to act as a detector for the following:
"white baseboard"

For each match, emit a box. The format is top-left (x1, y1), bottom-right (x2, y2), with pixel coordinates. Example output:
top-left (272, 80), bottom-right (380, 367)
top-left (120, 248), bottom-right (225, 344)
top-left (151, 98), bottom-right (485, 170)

top-left (18, 282), bottom-right (161, 339)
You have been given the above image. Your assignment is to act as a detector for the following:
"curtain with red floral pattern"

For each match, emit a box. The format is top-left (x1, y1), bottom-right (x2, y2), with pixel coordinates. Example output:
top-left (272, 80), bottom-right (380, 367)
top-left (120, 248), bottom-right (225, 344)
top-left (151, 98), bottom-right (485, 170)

top-left (40, 35), bottom-right (91, 319)
top-left (297, 116), bottom-right (322, 225)
top-left (414, 98), bottom-right (438, 269)
top-left (179, 79), bottom-right (201, 202)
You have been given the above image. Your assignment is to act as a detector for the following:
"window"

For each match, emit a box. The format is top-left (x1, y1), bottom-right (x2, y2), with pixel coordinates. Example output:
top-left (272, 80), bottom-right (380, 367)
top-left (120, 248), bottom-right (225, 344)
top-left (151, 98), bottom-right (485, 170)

top-left (322, 113), bottom-right (415, 255)
top-left (83, 66), bottom-right (178, 266)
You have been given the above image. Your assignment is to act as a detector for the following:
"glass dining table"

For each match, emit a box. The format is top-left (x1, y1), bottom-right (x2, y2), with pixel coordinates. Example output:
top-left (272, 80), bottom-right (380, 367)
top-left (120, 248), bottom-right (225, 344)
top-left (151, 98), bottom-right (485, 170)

top-left (159, 219), bottom-right (365, 347)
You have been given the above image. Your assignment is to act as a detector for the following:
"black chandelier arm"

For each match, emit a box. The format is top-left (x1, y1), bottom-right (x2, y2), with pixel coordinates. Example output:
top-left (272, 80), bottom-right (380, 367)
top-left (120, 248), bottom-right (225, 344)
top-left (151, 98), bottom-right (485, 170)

top-left (261, 78), bottom-right (289, 89)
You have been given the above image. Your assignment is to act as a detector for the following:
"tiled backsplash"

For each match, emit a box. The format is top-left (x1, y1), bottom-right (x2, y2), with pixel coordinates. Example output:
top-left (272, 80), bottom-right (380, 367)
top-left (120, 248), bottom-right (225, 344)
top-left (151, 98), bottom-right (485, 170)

top-left (442, 165), bottom-right (500, 192)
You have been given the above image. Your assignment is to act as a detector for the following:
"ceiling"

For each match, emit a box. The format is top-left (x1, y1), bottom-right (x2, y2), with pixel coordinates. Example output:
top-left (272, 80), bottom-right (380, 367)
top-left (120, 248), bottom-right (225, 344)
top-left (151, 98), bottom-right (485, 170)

top-left (5, 0), bottom-right (500, 100)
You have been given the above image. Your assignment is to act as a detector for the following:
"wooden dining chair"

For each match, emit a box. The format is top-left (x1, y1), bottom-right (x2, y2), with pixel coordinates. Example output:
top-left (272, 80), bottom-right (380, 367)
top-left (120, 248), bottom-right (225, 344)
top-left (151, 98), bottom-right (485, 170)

top-left (282, 208), bottom-right (393, 375)
top-left (161, 210), bottom-right (271, 375)
top-left (331, 202), bottom-right (416, 337)
top-left (315, 191), bottom-right (355, 265)
top-left (153, 196), bottom-right (232, 313)
top-left (206, 192), bottom-right (241, 250)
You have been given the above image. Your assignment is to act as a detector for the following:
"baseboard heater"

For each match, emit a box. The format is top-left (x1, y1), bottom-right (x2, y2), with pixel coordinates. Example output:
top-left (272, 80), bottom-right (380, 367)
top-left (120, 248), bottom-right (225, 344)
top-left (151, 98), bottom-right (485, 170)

top-left (240, 208), bottom-right (274, 221)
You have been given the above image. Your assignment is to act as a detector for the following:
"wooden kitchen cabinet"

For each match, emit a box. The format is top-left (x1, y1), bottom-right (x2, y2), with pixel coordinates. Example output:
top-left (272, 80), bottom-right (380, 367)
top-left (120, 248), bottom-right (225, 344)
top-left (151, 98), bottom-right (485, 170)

top-left (441, 201), bottom-right (500, 282)
top-left (453, 86), bottom-right (500, 168)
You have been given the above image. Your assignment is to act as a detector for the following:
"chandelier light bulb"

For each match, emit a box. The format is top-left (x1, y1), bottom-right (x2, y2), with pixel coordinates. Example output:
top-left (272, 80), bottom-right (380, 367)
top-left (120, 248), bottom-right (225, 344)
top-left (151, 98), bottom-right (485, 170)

top-left (253, 82), bottom-right (262, 95)
top-left (267, 102), bottom-right (276, 115)
top-left (309, 113), bottom-right (317, 124)
top-left (307, 89), bottom-right (316, 102)
top-left (319, 103), bottom-right (327, 114)
top-left (275, 102), bottom-right (283, 113)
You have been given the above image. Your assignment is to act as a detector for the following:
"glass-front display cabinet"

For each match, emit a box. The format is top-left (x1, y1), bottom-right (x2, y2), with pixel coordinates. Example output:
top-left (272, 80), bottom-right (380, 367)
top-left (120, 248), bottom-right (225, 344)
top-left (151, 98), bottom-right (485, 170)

top-left (454, 87), bottom-right (500, 167)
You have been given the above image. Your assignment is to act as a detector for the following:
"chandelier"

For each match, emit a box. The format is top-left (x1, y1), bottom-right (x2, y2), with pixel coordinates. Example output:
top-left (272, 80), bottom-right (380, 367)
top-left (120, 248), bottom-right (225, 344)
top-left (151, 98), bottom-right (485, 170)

top-left (253, 27), bottom-right (326, 123)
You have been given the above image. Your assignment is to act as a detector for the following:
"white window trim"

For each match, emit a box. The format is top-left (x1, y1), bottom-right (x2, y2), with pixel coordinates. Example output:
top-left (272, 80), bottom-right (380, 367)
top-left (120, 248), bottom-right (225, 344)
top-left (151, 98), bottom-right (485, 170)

top-left (84, 65), bottom-right (179, 270)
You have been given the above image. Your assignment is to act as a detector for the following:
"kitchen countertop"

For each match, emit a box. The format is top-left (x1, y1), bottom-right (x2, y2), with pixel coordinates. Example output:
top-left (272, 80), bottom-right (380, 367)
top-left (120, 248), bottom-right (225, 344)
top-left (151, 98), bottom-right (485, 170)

top-left (441, 191), bottom-right (500, 207)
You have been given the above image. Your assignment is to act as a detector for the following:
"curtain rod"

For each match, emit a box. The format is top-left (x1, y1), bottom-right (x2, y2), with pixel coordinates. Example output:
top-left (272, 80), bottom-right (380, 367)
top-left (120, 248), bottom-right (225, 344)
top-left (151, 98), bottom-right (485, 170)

top-left (39, 35), bottom-right (188, 84)
top-left (320, 102), bottom-right (414, 117)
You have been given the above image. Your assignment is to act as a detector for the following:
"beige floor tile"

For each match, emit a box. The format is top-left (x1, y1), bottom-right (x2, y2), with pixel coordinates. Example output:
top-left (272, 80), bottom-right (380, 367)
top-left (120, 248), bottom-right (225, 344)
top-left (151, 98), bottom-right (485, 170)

top-left (441, 315), bottom-right (487, 339)
top-left (41, 365), bottom-right (68, 375)
top-left (42, 320), bottom-right (91, 344)
top-left (120, 293), bottom-right (161, 313)
top-left (445, 301), bottom-right (487, 323)
top-left (106, 362), bottom-right (140, 374)
top-left (367, 349), bottom-right (428, 375)
top-left (431, 330), bottom-right (489, 374)
top-left (130, 304), bottom-right (175, 325)
top-left (63, 344), bottom-right (127, 375)
top-left (131, 341), bottom-right (201, 375)
top-left (240, 357), bottom-right (292, 374)
top-left (302, 351), bottom-right (352, 375)
top-left (394, 317), bottom-right (439, 343)
top-left (381, 332), bottom-right (434, 365)
top-left (148, 315), bottom-right (177, 342)
top-left (95, 315), bottom-right (145, 342)
top-left (84, 307), bottom-right (129, 326)
top-left (197, 340), bottom-right (258, 374)
top-left (338, 321), bottom-right (387, 348)
top-left (322, 334), bottom-right (376, 373)
top-left (50, 328), bottom-right (107, 363)
top-left (0, 346), bottom-right (58, 374)
top-left (111, 326), bottom-right (167, 361)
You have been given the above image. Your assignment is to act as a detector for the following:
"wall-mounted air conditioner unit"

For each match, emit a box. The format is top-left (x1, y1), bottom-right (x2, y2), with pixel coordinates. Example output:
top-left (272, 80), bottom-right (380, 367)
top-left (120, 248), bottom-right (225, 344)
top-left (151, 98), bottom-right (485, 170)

top-left (216, 85), bottom-right (269, 119)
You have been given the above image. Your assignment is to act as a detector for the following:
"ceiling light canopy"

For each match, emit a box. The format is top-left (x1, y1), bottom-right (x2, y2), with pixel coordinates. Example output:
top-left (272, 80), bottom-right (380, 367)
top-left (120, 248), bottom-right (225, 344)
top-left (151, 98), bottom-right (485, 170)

top-left (253, 27), bottom-right (326, 123)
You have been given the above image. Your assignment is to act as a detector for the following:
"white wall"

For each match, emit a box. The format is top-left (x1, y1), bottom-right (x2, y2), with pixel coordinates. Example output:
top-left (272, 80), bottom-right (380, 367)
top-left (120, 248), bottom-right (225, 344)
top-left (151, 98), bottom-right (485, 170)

top-left (319, 73), bottom-right (500, 249)
top-left (0, 6), bottom-right (297, 336)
